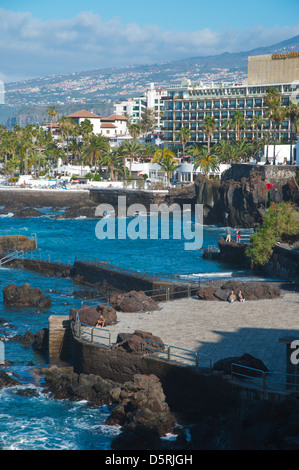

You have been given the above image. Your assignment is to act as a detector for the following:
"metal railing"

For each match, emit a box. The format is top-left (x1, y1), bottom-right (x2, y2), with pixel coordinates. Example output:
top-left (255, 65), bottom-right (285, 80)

top-left (0, 249), bottom-right (24, 266)
top-left (231, 363), bottom-right (299, 392)
top-left (72, 312), bottom-right (212, 371)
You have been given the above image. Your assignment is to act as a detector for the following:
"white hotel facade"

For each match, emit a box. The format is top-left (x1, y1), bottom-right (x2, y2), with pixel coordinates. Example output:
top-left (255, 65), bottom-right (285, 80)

top-left (161, 53), bottom-right (299, 149)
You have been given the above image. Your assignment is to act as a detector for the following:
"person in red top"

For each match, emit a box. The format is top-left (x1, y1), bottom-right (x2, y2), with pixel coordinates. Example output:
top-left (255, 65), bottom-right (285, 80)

top-left (236, 228), bottom-right (241, 243)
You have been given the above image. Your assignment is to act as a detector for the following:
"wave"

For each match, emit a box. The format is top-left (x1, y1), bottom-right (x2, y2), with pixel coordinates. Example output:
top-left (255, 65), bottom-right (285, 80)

top-left (0, 212), bottom-right (14, 218)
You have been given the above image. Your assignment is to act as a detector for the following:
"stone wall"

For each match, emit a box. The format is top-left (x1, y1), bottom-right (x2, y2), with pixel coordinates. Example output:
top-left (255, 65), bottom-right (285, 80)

top-left (71, 332), bottom-right (241, 416)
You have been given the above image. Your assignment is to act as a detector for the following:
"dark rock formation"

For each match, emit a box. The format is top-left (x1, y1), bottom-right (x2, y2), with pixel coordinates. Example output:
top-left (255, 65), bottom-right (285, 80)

top-left (0, 370), bottom-right (21, 389)
top-left (3, 283), bottom-right (51, 308)
top-left (110, 290), bottom-right (159, 312)
top-left (69, 303), bottom-right (117, 326)
top-left (41, 366), bottom-right (119, 404)
top-left (10, 327), bottom-right (49, 354)
top-left (214, 353), bottom-right (268, 376)
top-left (113, 330), bottom-right (165, 354)
top-left (107, 374), bottom-right (175, 437)
top-left (194, 165), bottom-right (299, 228)
top-left (196, 281), bottom-right (281, 301)
top-left (217, 237), bottom-right (251, 265)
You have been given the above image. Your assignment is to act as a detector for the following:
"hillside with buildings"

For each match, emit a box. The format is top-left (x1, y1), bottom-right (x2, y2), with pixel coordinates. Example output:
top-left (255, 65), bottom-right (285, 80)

top-left (1, 35), bottom-right (299, 128)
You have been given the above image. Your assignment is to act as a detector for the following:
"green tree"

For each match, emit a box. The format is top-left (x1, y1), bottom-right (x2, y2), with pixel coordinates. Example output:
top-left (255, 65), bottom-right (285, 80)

top-left (152, 148), bottom-right (179, 186)
top-left (46, 106), bottom-right (58, 136)
top-left (83, 134), bottom-right (110, 174)
top-left (245, 202), bottom-right (299, 266)
top-left (232, 111), bottom-right (245, 141)
top-left (285, 102), bottom-right (299, 164)
top-left (179, 127), bottom-right (191, 156)
top-left (121, 139), bottom-right (143, 177)
top-left (193, 146), bottom-right (219, 177)
top-left (203, 116), bottom-right (216, 153)
top-left (264, 88), bottom-right (282, 165)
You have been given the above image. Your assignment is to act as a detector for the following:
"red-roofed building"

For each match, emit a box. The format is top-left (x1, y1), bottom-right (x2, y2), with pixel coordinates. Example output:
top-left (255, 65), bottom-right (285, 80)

top-left (67, 109), bottom-right (103, 134)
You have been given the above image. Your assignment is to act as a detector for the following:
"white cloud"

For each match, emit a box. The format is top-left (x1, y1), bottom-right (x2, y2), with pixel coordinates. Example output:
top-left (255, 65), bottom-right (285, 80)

top-left (0, 8), bottom-right (298, 82)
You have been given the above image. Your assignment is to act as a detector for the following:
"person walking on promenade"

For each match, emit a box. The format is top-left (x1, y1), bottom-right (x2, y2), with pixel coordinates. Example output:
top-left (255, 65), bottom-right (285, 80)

top-left (226, 228), bottom-right (231, 243)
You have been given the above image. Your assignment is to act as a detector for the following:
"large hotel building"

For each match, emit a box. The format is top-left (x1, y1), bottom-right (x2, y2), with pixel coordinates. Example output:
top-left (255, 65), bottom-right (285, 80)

top-left (161, 52), bottom-right (299, 147)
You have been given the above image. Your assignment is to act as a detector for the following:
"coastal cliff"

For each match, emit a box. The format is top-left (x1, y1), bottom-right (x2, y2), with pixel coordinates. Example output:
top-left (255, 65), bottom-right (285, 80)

top-left (194, 164), bottom-right (299, 227)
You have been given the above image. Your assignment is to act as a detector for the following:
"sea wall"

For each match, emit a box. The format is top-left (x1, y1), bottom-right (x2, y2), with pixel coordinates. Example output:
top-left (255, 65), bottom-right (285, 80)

top-left (70, 261), bottom-right (196, 299)
top-left (70, 332), bottom-right (241, 416)
top-left (0, 188), bottom-right (90, 207)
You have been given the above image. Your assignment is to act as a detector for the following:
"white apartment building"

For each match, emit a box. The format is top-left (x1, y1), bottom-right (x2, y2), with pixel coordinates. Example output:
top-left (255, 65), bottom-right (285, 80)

top-left (114, 82), bottom-right (167, 132)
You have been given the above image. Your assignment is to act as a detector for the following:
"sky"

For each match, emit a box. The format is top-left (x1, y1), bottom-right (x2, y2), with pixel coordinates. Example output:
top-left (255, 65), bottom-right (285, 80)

top-left (0, 0), bottom-right (299, 83)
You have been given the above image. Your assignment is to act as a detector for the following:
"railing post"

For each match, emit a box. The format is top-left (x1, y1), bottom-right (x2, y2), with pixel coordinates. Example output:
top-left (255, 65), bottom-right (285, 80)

top-left (195, 352), bottom-right (199, 368)
top-left (109, 332), bottom-right (111, 348)
top-left (91, 327), bottom-right (94, 343)
top-left (263, 372), bottom-right (267, 391)
top-left (167, 346), bottom-right (171, 362)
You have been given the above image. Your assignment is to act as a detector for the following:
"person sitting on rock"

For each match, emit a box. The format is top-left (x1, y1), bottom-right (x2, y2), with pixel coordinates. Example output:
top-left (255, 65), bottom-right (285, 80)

top-left (237, 290), bottom-right (245, 302)
top-left (227, 290), bottom-right (236, 303)
top-left (96, 314), bottom-right (106, 328)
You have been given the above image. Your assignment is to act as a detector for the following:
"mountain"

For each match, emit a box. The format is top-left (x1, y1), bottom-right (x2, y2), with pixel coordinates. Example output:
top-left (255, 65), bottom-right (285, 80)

top-left (2, 34), bottom-right (299, 128)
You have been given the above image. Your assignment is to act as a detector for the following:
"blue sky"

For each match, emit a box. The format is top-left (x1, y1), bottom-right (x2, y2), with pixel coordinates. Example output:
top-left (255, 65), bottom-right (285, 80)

top-left (0, 0), bottom-right (299, 82)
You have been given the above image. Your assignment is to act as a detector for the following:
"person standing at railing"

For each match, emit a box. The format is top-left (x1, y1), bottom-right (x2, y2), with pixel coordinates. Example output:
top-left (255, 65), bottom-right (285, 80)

top-left (236, 228), bottom-right (241, 243)
top-left (225, 228), bottom-right (231, 243)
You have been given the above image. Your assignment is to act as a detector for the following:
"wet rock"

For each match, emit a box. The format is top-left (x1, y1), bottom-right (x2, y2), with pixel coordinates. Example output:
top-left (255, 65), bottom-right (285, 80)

top-left (107, 374), bottom-right (175, 437)
top-left (110, 291), bottom-right (159, 312)
top-left (41, 366), bottom-right (119, 404)
top-left (3, 283), bottom-right (51, 308)
top-left (0, 370), bottom-right (21, 389)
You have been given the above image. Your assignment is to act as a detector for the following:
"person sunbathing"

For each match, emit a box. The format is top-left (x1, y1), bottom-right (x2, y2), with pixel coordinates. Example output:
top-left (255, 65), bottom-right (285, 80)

top-left (95, 314), bottom-right (106, 328)
top-left (227, 290), bottom-right (237, 303)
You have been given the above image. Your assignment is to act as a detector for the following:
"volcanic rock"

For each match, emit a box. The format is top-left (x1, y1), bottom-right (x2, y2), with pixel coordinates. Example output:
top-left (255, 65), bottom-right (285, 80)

top-left (110, 290), bottom-right (158, 312)
top-left (3, 283), bottom-right (51, 308)
top-left (214, 353), bottom-right (268, 377)
top-left (69, 303), bottom-right (117, 326)
top-left (113, 330), bottom-right (165, 354)
top-left (107, 374), bottom-right (175, 436)
top-left (196, 281), bottom-right (281, 301)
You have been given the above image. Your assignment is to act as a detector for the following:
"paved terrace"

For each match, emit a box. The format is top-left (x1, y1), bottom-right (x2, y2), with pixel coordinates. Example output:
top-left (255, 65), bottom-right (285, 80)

top-left (104, 289), bottom-right (299, 374)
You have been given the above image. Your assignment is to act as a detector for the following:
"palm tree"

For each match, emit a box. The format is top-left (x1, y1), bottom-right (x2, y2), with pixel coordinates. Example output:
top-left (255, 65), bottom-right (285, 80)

top-left (83, 134), bottom-right (110, 175)
top-left (128, 123), bottom-right (141, 139)
top-left (57, 116), bottom-right (75, 160)
top-left (250, 115), bottom-right (266, 142)
top-left (46, 106), bottom-right (58, 136)
top-left (141, 142), bottom-right (157, 162)
top-left (151, 147), bottom-right (179, 185)
top-left (179, 127), bottom-right (190, 156)
top-left (285, 102), bottom-right (299, 164)
top-left (264, 88), bottom-right (282, 164)
top-left (80, 119), bottom-right (94, 145)
top-left (202, 116), bottom-right (216, 153)
top-left (193, 146), bottom-right (219, 177)
top-left (122, 139), bottom-right (143, 177)
top-left (101, 149), bottom-right (122, 181)
top-left (232, 111), bottom-right (245, 141)
top-left (272, 108), bottom-right (285, 165)
top-left (221, 118), bottom-right (233, 141)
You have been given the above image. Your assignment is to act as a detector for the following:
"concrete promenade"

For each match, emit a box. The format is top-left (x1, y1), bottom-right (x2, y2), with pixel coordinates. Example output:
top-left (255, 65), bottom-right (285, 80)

top-left (106, 289), bottom-right (299, 374)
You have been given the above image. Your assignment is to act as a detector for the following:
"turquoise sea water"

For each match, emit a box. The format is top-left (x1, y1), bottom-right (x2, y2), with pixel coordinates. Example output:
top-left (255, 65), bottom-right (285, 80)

top-left (0, 211), bottom-right (260, 450)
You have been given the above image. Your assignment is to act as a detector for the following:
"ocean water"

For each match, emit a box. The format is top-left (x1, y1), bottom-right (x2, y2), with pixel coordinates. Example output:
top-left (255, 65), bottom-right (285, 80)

top-left (0, 210), bottom-right (260, 450)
